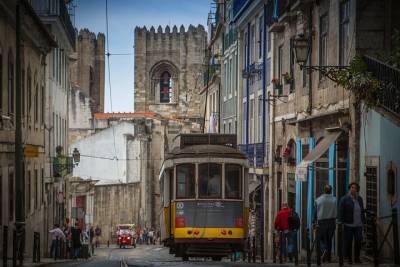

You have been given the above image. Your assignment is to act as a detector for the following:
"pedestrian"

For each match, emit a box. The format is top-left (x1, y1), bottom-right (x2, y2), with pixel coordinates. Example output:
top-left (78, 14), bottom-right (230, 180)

top-left (275, 203), bottom-right (298, 261)
top-left (63, 223), bottom-right (72, 259)
top-left (49, 224), bottom-right (66, 259)
top-left (95, 225), bottom-right (101, 248)
top-left (314, 184), bottom-right (337, 262)
top-left (89, 227), bottom-right (95, 256)
top-left (71, 222), bottom-right (83, 259)
top-left (148, 229), bottom-right (154, 245)
top-left (338, 182), bottom-right (366, 264)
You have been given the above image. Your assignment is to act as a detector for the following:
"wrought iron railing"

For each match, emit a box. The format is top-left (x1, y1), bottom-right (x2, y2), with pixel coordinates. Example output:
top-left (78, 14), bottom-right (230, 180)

top-left (203, 64), bottom-right (221, 87)
top-left (238, 143), bottom-right (269, 168)
top-left (364, 55), bottom-right (400, 117)
top-left (31, 0), bottom-right (76, 48)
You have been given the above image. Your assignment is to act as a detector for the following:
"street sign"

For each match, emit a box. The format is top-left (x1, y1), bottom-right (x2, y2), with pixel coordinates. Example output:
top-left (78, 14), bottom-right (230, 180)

top-left (24, 145), bottom-right (40, 157)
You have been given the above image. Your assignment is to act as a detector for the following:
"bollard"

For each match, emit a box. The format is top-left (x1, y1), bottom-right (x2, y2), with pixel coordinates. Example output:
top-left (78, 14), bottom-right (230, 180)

top-left (306, 228), bottom-right (311, 266)
top-left (252, 236), bottom-right (256, 263)
top-left (337, 223), bottom-right (343, 267)
top-left (273, 232), bottom-right (276, 263)
top-left (393, 208), bottom-right (400, 265)
top-left (12, 230), bottom-right (17, 267)
top-left (316, 225), bottom-right (321, 266)
top-left (372, 214), bottom-right (379, 267)
top-left (3, 226), bottom-right (8, 267)
top-left (279, 231), bottom-right (283, 264)
top-left (294, 230), bottom-right (299, 266)
top-left (107, 240), bottom-right (109, 248)
top-left (247, 238), bottom-right (251, 263)
top-left (33, 233), bottom-right (37, 263)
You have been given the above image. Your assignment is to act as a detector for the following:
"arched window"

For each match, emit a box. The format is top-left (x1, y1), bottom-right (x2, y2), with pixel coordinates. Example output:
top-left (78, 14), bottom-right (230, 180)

top-left (35, 83), bottom-right (38, 123)
top-left (149, 61), bottom-right (179, 104)
top-left (27, 67), bottom-right (32, 115)
top-left (8, 50), bottom-right (14, 115)
top-left (160, 71), bottom-right (172, 103)
top-left (0, 46), bottom-right (3, 111)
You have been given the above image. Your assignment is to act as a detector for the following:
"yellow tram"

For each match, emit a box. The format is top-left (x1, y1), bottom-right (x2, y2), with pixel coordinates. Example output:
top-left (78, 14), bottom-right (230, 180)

top-left (159, 134), bottom-right (249, 261)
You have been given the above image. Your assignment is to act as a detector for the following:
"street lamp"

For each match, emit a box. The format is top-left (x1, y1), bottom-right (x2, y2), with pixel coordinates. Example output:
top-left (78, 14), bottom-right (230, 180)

top-left (72, 148), bottom-right (80, 166)
top-left (293, 34), bottom-right (310, 65)
top-left (293, 34), bottom-right (349, 83)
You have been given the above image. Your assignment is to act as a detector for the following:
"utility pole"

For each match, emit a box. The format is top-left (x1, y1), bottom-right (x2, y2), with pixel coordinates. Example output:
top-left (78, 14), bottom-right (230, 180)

top-left (15, 1), bottom-right (25, 265)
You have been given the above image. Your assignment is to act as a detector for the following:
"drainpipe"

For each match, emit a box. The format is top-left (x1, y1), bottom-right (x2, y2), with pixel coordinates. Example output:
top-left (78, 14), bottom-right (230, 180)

top-left (261, 3), bottom-right (267, 262)
top-left (246, 23), bottom-right (250, 145)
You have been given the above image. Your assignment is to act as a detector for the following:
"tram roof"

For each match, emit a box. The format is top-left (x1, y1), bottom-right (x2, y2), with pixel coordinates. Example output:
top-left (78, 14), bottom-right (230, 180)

top-left (165, 144), bottom-right (247, 160)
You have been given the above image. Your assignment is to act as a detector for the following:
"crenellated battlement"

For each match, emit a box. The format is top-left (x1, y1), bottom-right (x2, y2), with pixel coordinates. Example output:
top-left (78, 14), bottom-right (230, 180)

top-left (134, 24), bottom-right (206, 37)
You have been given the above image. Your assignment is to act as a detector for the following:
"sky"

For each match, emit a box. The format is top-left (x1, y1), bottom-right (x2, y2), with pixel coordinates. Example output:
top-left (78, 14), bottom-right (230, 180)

top-left (74, 0), bottom-right (211, 112)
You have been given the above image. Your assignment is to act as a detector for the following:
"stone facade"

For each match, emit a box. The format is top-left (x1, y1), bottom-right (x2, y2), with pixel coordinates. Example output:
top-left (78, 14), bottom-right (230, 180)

top-left (0, 0), bottom-right (62, 259)
top-left (134, 25), bottom-right (206, 123)
top-left (69, 29), bottom-right (105, 144)
top-left (268, 0), bottom-right (397, 259)
top-left (70, 29), bottom-right (105, 114)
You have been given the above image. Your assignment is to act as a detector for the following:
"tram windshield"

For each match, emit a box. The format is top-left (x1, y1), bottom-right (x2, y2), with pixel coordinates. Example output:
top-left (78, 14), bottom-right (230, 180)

top-left (176, 164), bottom-right (195, 198)
top-left (199, 163), bottom-right (222, 198)
top-left (225, 164), bottom-right (242, 199)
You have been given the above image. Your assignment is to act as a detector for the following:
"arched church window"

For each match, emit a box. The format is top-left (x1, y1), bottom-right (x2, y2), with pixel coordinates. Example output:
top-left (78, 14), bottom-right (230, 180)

top-left (160, 71), bottom-right (172, 103)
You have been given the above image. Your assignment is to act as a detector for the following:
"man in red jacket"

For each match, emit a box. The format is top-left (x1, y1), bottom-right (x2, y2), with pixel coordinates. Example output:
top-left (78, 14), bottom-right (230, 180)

top-left (275, 203), bottom-right (296, 261)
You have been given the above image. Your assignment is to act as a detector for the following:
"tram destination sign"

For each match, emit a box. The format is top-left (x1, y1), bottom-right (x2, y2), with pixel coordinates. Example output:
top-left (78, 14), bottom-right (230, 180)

top-left (180, 134), bottom-right (237, 149)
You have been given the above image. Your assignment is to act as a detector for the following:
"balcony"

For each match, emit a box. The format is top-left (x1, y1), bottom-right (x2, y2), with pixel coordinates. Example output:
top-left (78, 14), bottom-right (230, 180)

top-left (363, 55), bottom-right (400, 118)
top-left (203, 64), bottom-right (221, 87)
top-left (238, 143), bottom-right (269, 168)
top-left (31, 0), bottom-right (76, 48)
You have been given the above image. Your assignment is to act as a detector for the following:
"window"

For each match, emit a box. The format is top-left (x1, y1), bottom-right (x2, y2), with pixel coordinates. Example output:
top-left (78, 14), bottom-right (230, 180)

top-left (289, 38), bottom-right (295, 93)
top-left (41, 86), bottom-right (44, 124)
top-left (0, 174), bottom-right (2, 224)
top-left (35, 84), bottom-right (38, 123)
top-left (243, 102), bottom-right (247, 143)
top-left (0, 51), bottom-right (3, 111)
top-left (229, 58), bottom-right (233, 96)
top-left (250, 24), bottom-right (255, 63)
top-left (319, 14), bottom-right (328, 68)
top-left (267, 32), bottom-right (271, 53)
top-left (8, 51), bottom-right (14, 115)
top-left (225, 164), bottom-right (242, 199)
top-left (224, 62), bottom-right (227, 98)
top-left (278, 45), bottom-right (283, 83)
top-left (228, 122), bottom-right (232, 134)
top-left (249, 99), bottom-right (254, 143)
top-left (244, 30), bottom-right (248, 68)
top-left (9, 171), bottom-right (13, 221)
top-left (258, 16), bottom-right (263, 59)
top-left (199, 163), bottom-right (222, 198)
top-left (33, 169), bottom-right (39, 210)
top-left (258, 99), bottom-right (262, 142)
top-left (27, 68), bottom-right (32, 116)
top-left (89, 67), bottom-right (95, 100)
top-left (176, 164), bottom-right (195, 199)
top-left (340, 0), bottom-right (350, 65)
top-left (160, 71), bottom-right (172, 103)
top-left (41, 168), bottom-right (44, 205)
top-left (27, 170), bottom-right (31, 213)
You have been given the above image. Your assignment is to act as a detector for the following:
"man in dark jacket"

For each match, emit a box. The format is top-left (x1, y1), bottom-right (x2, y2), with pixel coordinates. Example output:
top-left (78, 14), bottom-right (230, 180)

top-left (338, 182), bottom-right (366, 264)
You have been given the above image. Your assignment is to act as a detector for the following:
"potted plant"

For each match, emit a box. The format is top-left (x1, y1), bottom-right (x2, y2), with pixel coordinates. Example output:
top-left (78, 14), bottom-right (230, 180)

top-left (282, 72), bottom-right (294, 84)
top-left (272, 78), bottom-right (283, 94)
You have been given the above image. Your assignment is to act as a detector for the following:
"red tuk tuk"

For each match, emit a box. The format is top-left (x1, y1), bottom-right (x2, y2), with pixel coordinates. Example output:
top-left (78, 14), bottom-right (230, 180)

top-left (116, 224), bottom-right (136, 248)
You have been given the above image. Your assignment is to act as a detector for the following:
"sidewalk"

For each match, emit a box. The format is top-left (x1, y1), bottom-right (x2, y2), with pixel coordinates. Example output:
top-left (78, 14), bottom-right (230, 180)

top-left (14, 246), bottom-right (112, 267)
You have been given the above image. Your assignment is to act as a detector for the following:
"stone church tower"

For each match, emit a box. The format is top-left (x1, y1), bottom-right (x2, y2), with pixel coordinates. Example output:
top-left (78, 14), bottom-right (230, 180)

top-left (70, 29), bottom-right (105, 114)
top-left (134, 25), bottom-right (206, 122)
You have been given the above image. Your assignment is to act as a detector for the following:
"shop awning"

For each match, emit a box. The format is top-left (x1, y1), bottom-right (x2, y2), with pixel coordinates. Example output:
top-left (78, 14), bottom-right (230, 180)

top-left (295, 130), bottom-right (342, 181)
top-left (249, 179), bottom-right (261, 194)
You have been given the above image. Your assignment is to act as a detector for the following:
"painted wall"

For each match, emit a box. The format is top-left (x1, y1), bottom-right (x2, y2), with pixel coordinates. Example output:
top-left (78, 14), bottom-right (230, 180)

top-left (71, 121), bottom-right (137, 183)
top-left (360, 108), bottom-right (400, 259)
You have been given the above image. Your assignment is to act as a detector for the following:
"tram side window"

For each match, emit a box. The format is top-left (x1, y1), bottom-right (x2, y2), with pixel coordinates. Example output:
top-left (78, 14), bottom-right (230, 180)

top-left (225, 164), bottom-right (242, 199)
top-left (199, 163), bottom-right (222, 198)
top-left (176, 164), bottom-right (195, 199)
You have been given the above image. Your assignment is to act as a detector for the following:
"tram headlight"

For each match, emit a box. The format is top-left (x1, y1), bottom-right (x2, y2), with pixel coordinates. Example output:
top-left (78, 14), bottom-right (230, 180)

top-left (235, 217), bottom-right (243, 227)
top-left (175, 217), bottom-right (186, 228)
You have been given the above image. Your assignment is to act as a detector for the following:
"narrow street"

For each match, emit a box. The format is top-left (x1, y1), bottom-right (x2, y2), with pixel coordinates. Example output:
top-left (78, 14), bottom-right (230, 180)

top-left (43, 245), bottom-right (373, 267)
